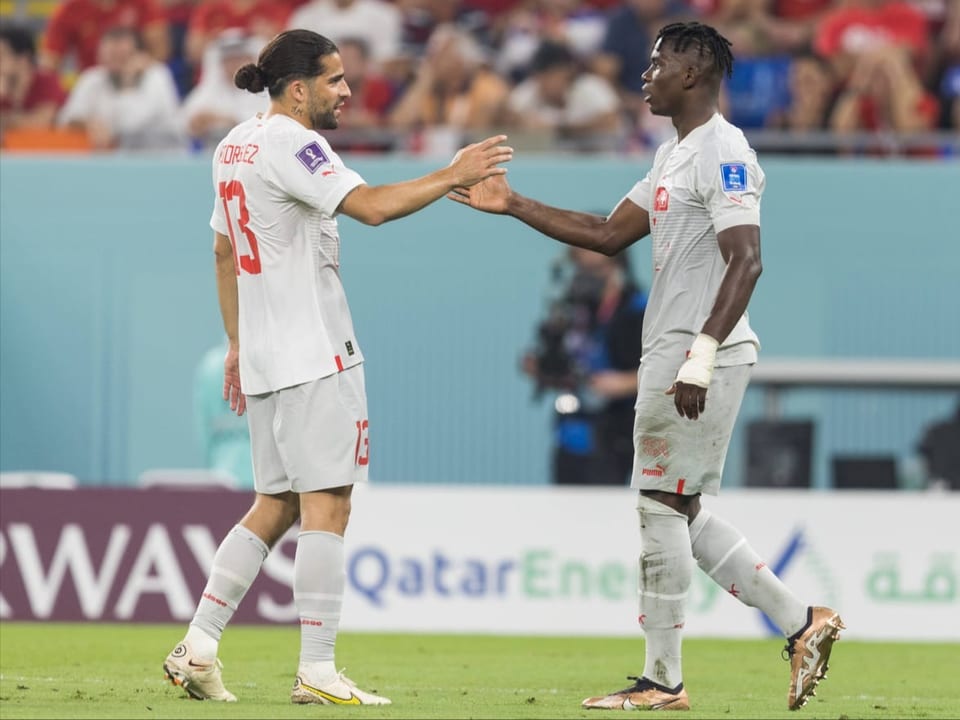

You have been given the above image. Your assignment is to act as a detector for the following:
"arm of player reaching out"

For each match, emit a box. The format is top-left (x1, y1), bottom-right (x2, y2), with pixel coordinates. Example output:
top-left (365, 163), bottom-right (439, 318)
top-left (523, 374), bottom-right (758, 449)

top-left (338, 135), bottom-right (513, 226)
top-left (667, 224), bottom-right (762, 420)
top-left (213, 231), bottom-right (245, 416)
top-left (447, 174), bottom-right (651, 256)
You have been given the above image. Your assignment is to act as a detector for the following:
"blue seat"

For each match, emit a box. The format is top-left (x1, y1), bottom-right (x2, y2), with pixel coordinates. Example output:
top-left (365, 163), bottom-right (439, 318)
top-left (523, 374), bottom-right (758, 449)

top-left (725, 56), bottom-right (793, 129)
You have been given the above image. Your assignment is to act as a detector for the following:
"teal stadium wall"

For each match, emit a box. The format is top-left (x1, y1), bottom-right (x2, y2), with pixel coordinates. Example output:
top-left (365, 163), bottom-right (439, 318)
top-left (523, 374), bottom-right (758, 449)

top-left (1, 155), bottom-right (958, 488)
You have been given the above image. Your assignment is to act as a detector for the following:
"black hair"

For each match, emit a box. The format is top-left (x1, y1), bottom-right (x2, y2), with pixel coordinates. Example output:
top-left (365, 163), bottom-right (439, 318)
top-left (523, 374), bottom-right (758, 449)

top-left (235, 29), bottom-right (339, 98)
top-left (655, 21), bottom-right (734, 80)
top-left (530, 40), bottom-right (576, 74)
top-left (0, 24), bottom-right (37, 60)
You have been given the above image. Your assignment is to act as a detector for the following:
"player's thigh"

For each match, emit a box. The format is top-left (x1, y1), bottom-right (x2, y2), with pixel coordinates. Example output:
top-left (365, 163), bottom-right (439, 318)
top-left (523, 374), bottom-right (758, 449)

top-left (631, 364), bottom-right (751, 495)
top-left (246, 390), bottom-right (290, 495)
top-left (276, 365), bottom-right (370, 493)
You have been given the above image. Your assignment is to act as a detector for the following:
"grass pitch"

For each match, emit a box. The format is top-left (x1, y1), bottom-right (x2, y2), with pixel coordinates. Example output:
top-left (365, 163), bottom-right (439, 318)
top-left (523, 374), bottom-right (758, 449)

top-left (0, 623), bottom-right (956, 719)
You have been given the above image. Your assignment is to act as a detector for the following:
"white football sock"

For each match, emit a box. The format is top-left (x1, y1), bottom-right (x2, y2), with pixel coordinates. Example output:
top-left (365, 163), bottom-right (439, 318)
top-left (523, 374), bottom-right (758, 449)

top-left (295, 531), bottom-right (345, 669)
top-left (188, 524), bottom-right (269, 658)
top-left (689, 508), bottom-right (807, 637)
top-left (636, 495), bottom-right (692, 690)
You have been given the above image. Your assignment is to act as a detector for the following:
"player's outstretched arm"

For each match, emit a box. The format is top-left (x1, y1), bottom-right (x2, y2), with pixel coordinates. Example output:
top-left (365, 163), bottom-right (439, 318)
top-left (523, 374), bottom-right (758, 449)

top-left (448, 175), bottom-right (651, 257)
top-left (338, 135), bottom-right (513, 226)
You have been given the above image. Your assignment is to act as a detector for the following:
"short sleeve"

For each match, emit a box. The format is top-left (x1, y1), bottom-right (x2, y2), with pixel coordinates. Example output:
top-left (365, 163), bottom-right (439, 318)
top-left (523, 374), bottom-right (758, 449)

top-left (697, 144), bottom-right (764, 233)
top-left (263, 132), bottom-right (365, 216)
top-left (624, 167), bottom-right (654, 212)
top-left (209, 144), bottom-right (228, 235)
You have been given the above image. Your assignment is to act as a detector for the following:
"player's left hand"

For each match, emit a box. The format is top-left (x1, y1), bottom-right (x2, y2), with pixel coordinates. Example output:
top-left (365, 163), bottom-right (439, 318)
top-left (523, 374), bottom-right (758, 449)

top-left (666, 381), bottom-right (707, 420)
top-left (666, 333), bottom-right (717, 419)
top-left (223, 344), bottom-right (246, 416)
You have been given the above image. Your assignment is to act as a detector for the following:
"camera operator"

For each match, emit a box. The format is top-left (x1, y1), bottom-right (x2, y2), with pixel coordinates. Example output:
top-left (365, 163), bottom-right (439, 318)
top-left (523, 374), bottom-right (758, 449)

top-left (523, 246), bottom-right (647, 485)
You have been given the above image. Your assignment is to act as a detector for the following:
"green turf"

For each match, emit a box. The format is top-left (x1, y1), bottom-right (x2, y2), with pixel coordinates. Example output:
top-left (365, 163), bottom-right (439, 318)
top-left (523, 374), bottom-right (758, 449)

top-left (0, 623), bottom-right (957, 719)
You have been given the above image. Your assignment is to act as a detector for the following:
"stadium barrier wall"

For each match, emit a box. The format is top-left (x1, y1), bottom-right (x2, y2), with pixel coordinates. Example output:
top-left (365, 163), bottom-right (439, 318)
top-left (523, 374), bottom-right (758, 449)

top-left (1, 157), bottom-right (959, 489)
top-left (1, 486), bottom-right (957, 641)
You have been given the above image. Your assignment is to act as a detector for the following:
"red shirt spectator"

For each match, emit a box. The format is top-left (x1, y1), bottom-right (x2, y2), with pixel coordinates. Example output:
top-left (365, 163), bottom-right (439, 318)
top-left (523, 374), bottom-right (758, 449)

top-left (775, 0), bottom-right (834, 21)
top-left (41, 0), bottom-right (169, 71)
top-left (815, 1), bottom-right (929, 60)
top-left (185, 1), bottom-right (291, 65)
top-left (0, 70), bottom-right (66, 115)
top-left (1, 25), bottom-right (67, 131)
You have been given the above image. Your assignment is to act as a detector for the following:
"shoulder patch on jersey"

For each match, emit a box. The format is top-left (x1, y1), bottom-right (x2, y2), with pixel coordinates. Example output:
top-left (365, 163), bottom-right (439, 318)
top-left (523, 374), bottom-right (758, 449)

top-left (296, 141), bottom-right (330, 174)
top-left (720, 162), bottom-right (747, 192)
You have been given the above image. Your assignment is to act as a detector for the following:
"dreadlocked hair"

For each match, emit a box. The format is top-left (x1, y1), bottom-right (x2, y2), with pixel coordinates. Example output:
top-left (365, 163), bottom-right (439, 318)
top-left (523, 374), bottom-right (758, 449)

top-left (656, 21), bottom-right (734, 80)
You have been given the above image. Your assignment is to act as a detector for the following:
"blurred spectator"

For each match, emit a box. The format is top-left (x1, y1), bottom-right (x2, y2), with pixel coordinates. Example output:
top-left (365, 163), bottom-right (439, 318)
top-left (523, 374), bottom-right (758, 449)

top-left (163, 0), bottom-right (199, 95)
top-left (523, 246), bottom-right (646, 486)
top-left (505, 39), bottom-right (623, 149)
top-left (194, 341), bottom-right (254, 490)
top-left (814, 0), bottom-right (931, 83)
top-left (593, 0), bottom-right (672, 99)
top-left (185, 0), bottom-right (290, 67)
top-left (390, 0), bottom-right (499, 91)
top-left (496, 0), bottom-right (609, 82)
top-left (695, 0), bottom-right (811, 57)
top-left (40, 0), bottom-right (170, 74)
top-left (288, 0), bottom-right (402, 65)
top-left (59, 26), bottom-right (182, 150)
top-left (934, 0), bottom-right (960, 129)
top-left (916, 399), bottom-right (960, 490)
top-left (323, 36), bottom-right (399, 151)
top-left (592, 0), bottom-right (678, 140)
top-left (767, 0), bottom-right (836, 54)
top-left (396, 0), bottom-right (476, 53)
top-left (766, 53), bottom-right (837, 137)
top-left (829, 46), bottom-right (940, 134)
top-left (389, 23), bottom-right (509, 147)
top-left (941, 64), bottom-right (960, 130)
top-left (180, 31), bottom-right (268, 149)
top-left (0, 25), bottom-right (67, 134)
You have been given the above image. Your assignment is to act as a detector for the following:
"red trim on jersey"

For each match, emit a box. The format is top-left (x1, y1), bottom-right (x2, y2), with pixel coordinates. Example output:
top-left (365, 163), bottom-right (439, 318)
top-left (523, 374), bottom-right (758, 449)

top-left (334, 355), bottom-right (344, 371)
top-left (676, 478), bottom-right (686, 494)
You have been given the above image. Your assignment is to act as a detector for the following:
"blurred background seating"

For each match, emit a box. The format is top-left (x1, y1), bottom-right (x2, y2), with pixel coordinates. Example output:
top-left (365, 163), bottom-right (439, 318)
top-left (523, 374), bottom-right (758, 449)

top-left (0, 0), bottom-right (957, 155)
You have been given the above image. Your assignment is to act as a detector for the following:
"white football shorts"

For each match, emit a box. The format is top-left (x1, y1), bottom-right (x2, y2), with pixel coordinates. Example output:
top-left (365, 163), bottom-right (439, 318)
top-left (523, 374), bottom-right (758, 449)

top-left (631, 363), bottom-right (751, 496)
top-left (246, 364), bottom-right (370, 494)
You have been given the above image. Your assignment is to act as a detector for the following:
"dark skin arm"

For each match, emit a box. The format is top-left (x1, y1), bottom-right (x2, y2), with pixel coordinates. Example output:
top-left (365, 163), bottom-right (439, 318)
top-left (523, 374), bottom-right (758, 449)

top-left (647, 225), bottom-right (762, 519)
top-left (667, 223), bottom-right (762, 420)
top-left (447, 173), bottom-right (651, 256)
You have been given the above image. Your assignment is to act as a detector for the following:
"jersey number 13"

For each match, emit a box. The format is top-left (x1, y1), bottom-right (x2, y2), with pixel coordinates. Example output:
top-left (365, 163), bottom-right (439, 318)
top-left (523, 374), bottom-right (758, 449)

top-left (219, 180), bottom-right (262, 275)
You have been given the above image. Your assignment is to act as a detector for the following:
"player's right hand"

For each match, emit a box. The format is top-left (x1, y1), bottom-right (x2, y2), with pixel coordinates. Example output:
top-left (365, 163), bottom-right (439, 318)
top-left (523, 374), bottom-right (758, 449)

top-left (448, 135), bottom-right (513, 188)
top-left (223, 344), bottom-right (246, 416)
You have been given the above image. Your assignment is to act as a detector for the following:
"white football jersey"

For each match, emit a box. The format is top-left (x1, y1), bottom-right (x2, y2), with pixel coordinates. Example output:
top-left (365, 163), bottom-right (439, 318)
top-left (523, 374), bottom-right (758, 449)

top-left (210, 113), bottom-right (366, 395)
top-left (623, 113), bottom-right (763, 385)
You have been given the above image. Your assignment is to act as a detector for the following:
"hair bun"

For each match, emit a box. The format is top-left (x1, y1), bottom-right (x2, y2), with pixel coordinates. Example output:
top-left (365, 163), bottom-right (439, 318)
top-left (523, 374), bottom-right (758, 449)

top-left (234, 63), bottom-right (267, 93)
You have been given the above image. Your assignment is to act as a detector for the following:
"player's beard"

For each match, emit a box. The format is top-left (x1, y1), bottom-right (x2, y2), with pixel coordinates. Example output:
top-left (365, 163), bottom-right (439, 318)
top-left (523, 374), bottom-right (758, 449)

top-left (309, 97), bottom-right (339, 131)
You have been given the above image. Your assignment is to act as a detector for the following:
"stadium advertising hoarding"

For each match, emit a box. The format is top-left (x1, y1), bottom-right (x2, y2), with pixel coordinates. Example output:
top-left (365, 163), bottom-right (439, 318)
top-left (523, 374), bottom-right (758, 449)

top-left (1, 486), bottom-right (957, 640)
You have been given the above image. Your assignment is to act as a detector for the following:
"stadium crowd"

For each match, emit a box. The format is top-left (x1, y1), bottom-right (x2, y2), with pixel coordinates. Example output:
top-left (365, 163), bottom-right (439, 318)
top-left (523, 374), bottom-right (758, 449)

top-left (0, 0), bottom-right (958, 155)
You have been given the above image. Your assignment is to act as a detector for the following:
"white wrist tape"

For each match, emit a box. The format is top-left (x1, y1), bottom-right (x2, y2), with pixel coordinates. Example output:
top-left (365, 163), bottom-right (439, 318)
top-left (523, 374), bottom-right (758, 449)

top-left (674, 334), bottom-right (719, 388)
